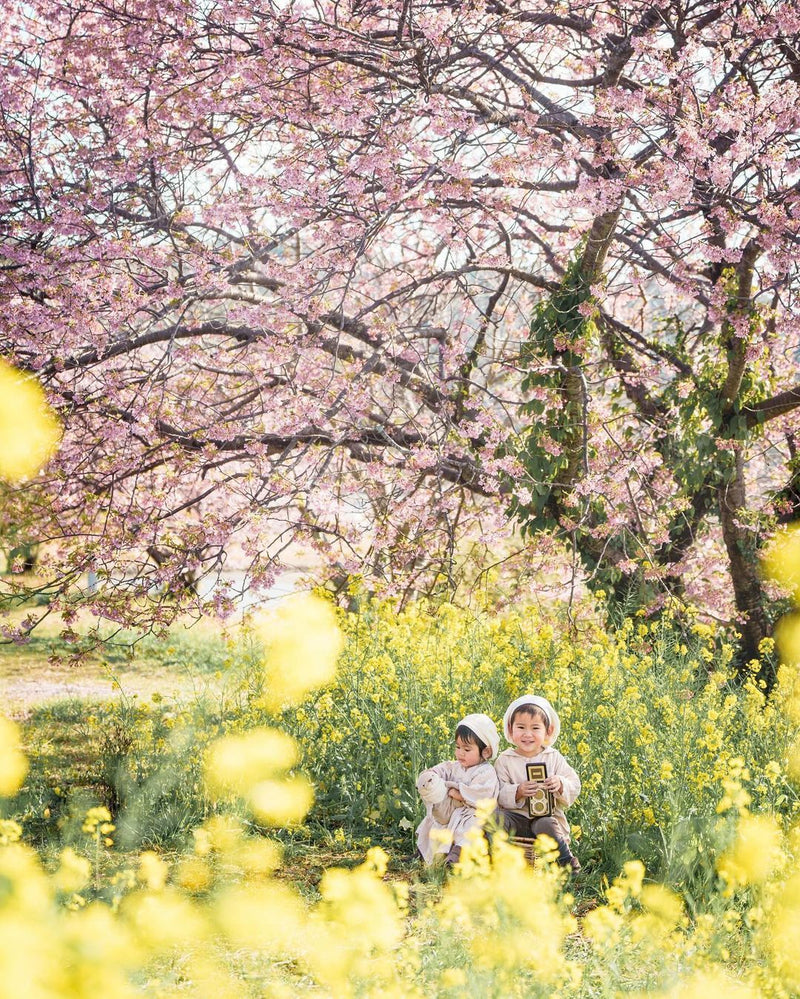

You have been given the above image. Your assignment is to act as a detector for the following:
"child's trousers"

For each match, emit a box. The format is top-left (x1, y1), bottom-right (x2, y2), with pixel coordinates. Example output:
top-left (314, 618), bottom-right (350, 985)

top-left (496, 808), bottom-right (576, 867)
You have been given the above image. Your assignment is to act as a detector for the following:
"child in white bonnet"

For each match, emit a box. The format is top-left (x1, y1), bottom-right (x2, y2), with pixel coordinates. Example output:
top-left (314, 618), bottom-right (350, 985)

top-left (495, 694), bottom-right (581, 873)
top-left (415, 712), bottom-right (500, 865)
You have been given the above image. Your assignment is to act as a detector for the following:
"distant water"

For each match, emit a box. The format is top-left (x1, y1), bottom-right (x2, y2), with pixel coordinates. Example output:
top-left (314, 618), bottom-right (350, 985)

top-left (84, 567), bottom-right (309, 614)
top-left (194, 568), bottom-right (306, 613)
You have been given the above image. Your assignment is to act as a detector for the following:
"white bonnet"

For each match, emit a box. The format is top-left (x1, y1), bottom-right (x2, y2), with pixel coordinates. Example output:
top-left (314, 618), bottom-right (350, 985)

top-left (502, 695), bottom-right (561, 747)
top-left (457, 713), bottom-right (500, 761)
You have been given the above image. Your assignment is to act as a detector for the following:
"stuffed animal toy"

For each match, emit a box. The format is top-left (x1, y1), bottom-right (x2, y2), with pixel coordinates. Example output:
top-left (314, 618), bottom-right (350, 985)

top-left (416, 770), bottom-right (447, 806)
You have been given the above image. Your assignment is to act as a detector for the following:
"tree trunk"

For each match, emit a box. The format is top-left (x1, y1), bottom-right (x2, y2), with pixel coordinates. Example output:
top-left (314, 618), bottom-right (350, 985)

top-left (717, 451), bottom-right (774, 689)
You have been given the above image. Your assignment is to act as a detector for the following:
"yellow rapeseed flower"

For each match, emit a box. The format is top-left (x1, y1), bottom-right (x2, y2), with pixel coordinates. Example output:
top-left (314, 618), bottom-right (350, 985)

top-left (198, 814), bottom-right (243, 853)
top-left (168, 855), bottom-right (204, 892)
top-left (639, 883), bottom-right (686, 931)
top-left (440, 968), bottom-right (467, 987)
top-left (51, 847), bottom-right (91, 894)
top-left (307, 848), bottom-right (405, 992)
top-left (787, 738), bottom-right (800, 784)
top-left (765, 870), bottom-right (800, 992)
top-left (0, 717), bottom-right (28, 797)
top-left (660, 968), bottom-right (762, 998)
top-left (716, 778), bottom-right (752, 814)
top-left (121, 887), bottom-right (209, 953)
top-left (763, 523), bottom-right (800, 604)
top-left (718, 813), bottom-right (784, 890)
top-left (138, 851), bottom-right (169, 891)
top-left (0, 358), bottom-right (61, 482)
top-left (81, 805), bottom-right (113, 835)
top-left (249, 775), bottom-right (314, 826)
top-left (582, 904), bottom-right (624, 946)
top-left (253, 593), bottom-right (344, 709)
top-left (215, 882), bottom-right (307, 952)
top-left (204, 727), bottom-right (298, 797)
top-left (225, 836), bottom-right (283, 877)
top-left (775, 613), bottom-right (800, 666)
top-left (606, 860), bottom-right (645, 911)
top-left (0, 819), bottom-right (22, 846)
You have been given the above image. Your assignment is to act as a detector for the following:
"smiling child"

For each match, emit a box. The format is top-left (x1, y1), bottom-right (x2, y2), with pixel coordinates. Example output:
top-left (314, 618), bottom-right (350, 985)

top-left (495, 694), bottom-right (581, 873)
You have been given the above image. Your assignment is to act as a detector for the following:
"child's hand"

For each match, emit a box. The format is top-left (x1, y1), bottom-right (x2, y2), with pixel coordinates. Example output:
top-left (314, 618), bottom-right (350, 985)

top-left (517, 776), bottom-right (563, 799)
top-left (448, 787), bottom-right (465, 804)
top-left (541, 775), bottom-right (563, 795)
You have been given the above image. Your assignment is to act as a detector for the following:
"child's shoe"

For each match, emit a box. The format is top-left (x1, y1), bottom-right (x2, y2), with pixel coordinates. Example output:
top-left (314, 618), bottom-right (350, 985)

top-left (445, 844), bottom-right (461, 866)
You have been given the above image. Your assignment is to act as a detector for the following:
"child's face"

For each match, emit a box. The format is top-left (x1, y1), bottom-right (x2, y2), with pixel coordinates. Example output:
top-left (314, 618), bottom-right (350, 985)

top-left (455, 735), bottom-right (484, 768)
top-left (510, 711), bottom-right (551, 757)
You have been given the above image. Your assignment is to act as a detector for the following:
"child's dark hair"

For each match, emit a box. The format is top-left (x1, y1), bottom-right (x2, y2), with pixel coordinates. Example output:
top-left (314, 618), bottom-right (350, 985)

top-left (455, 723), bottom-right (488, 757)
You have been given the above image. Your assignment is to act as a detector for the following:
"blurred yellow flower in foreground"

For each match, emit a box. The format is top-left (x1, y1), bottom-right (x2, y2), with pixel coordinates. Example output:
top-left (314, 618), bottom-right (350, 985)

top-left (660, 968), bottom-right (761, 998)
top-left (175, 856), bottom-right (212, 893)
top-left (205, 727), bottom-right (298, 797)
top-left (121, 887), bottom-right (209, 953)
top-left (440, 968), bottom-right (467, 988)
top-left (639, 883), bottom-right (686, 930)
top-left (307, 846), bottom-right (404, 992)
top-left (249, 776), bottom-right (314, 826)
top-left (787, 738), bottom-right (800, 784)
top-left (763, 523), bottom-right (800, 605)
top-left (0, 716), bottom-right (28, 796)
top-left (775, 612), bottom-right (800, 666)
top-left (205, 727), bottom-right (313, 825)
top-left (0, 820), bottom-right (22, 847)
top-left (215, 882), bottom-right (307, 952)
top-left (606, 859), bottom-right (645, 911)
top-left (138, 851), bottom-right (169, 892)
top-left (52, 847), bottom-right (91, 894)
top-left (718, 813), bottom-right (784, 890)
top-left (766, 870), bottom-right (800, 993)
top-left (254, 592), bottom-right (344, 708)
top-left (0, 358), bottom-right (60, 482)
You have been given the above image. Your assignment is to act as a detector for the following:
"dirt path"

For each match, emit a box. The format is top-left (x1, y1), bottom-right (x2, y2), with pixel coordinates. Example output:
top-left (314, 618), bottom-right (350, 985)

top-left (1, 662), bottom-right (212, 719)
top-left (0, 607), bottom-right (235, 718)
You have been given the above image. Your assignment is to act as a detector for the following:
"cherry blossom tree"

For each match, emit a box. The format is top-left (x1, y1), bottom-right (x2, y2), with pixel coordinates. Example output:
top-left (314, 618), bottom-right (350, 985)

top-left (2, 0), bottom-right (800, 675)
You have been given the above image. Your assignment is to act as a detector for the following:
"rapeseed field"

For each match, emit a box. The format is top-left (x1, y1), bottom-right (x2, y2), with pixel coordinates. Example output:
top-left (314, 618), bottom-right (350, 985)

top-left (2, 587), bottom-right (800, 997)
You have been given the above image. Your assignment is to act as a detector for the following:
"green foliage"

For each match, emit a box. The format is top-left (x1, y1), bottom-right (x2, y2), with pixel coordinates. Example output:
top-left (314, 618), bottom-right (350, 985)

top-left (510, 257), bottom-right (598, 532)
top-left (525, 254), bottom-right (595, 364)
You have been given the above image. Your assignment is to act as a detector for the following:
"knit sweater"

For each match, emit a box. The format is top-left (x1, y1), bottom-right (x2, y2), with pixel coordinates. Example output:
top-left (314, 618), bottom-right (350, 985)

top-left (494, 745), bottom-right (580, 842)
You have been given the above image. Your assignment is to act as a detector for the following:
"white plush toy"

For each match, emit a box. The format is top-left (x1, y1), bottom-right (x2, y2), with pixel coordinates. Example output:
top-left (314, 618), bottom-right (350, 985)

top-left (416, 770), bottom-right (447, 806)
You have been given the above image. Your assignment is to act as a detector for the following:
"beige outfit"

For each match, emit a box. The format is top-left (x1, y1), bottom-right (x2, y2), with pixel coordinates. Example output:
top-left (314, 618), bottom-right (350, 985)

top-left (494, 745), bottom-right (580, 843)
top-left (415, 760), bottom-right (499, 864)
